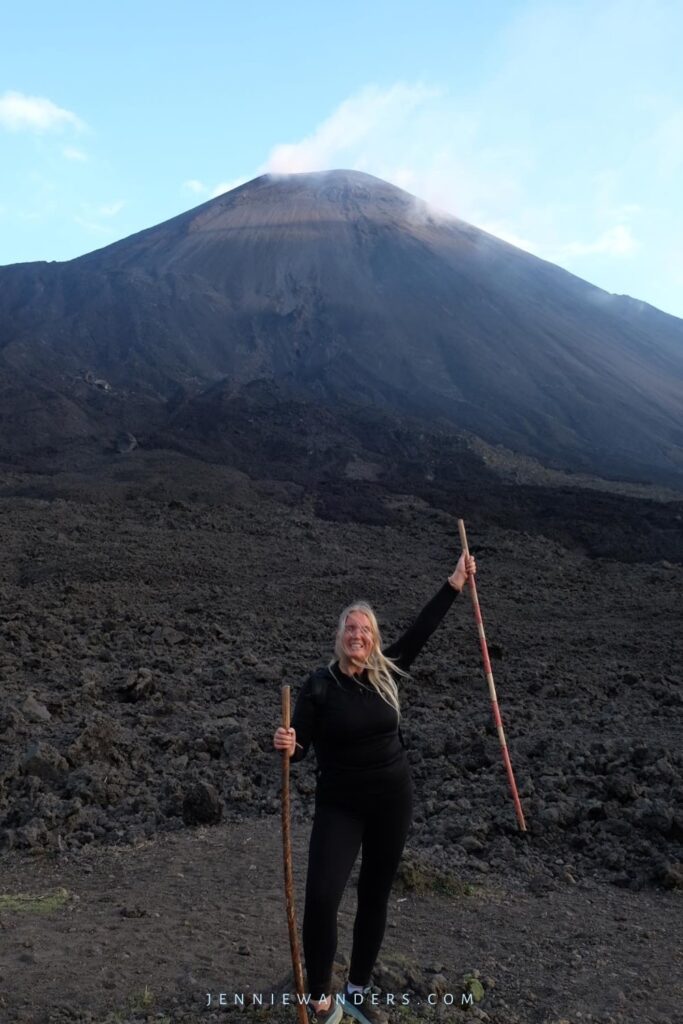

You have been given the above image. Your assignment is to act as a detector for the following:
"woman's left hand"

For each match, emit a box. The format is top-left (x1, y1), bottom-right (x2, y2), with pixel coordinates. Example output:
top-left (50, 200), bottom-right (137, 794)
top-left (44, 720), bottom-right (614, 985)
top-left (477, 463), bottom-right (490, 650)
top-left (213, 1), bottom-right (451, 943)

top-left (448, 553), bottom-right (477, 592)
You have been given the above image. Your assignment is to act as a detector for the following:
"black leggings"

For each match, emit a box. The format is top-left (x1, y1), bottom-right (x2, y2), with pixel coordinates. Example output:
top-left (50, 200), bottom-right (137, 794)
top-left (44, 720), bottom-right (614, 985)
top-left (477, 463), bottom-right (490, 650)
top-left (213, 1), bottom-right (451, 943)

top-left (302, 775), bottom-right (413, 999)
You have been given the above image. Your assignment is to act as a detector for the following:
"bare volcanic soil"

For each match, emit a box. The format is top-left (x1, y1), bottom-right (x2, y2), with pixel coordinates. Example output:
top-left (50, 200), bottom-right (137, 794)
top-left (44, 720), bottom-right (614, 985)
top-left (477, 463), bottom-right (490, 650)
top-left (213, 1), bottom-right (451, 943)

top-left (0, 454), bottom-right (681, 1024)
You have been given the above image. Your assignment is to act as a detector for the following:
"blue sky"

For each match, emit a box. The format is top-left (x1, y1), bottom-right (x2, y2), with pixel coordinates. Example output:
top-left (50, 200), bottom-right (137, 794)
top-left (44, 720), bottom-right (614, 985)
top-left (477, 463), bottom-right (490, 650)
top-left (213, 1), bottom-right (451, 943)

top-left (2, 0), bottom-right (682, 318)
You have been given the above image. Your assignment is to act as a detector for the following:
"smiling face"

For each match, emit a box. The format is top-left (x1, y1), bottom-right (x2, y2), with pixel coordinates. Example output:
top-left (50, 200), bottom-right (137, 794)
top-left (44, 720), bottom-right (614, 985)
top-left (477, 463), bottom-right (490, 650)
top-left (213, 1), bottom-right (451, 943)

top-left (341, 610), bottom-right (375, 668)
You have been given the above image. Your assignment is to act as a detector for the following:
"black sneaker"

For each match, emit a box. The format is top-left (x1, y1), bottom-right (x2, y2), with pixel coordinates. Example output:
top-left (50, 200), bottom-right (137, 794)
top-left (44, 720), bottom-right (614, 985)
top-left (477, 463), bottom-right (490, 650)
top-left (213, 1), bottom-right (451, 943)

top-left (341, 983), bottom-right (389, 1024)
top-left (309, 996), bottom-right (343, 1024)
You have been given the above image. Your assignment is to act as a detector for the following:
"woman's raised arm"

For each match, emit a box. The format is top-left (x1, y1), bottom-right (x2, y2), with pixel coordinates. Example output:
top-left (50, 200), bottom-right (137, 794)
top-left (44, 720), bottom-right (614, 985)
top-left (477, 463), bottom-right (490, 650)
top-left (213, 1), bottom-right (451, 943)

top-left (383, 554), bottom-right (476, 671)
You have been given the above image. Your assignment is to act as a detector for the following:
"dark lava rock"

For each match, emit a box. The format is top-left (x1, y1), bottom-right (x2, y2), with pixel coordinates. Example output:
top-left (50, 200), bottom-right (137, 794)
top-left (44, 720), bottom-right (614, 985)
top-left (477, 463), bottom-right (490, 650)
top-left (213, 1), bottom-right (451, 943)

top-left (182, 781), bottom-right (224, 826)
top-left (114, 431), bottom-right (138, 454)
top-left (460, 835), bottom-right (485, 854)
top-left (118, 667), bottom-right (157, 702)
top-left (21, 694), bottom-right (51, 723)
top-left (657, 861), bottom-right (683, 889)
top-left (21, 741), bottom-right (69, 784)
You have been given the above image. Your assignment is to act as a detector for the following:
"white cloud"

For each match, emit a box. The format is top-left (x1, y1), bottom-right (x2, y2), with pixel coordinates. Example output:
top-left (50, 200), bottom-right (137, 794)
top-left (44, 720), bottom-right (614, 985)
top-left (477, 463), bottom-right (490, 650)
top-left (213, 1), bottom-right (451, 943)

top-left (97, 201), bottom-right (125, 218)
top-left (74, 216), bottom-right (115, 236)
top-left (183, 179), bottom-right (207, 194)
top-left (477, 220), bottom-right (542, 255)
top-left (183, 176), bottom-right (248, 199)
top-left (62, 146), bottom-right (88, 162)
top-left (210, 177), bottom-right (247, 198)
top-left (0, 90), bottom-right (85, 133)
top-left (263, 82), bottom-right (439, 175)
top-left (74, 200), bottom-right (125, 237)
top-left (558, 225), bottom-right (638, 259)
top-left (474, 220), bottom-right (638, 263)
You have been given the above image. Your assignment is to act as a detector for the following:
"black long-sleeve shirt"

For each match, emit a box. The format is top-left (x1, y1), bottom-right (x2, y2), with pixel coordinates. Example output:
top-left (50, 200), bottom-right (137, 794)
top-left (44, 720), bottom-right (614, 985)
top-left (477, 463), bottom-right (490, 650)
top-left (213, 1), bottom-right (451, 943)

top-left (290, 582), bottom-right (460, 796)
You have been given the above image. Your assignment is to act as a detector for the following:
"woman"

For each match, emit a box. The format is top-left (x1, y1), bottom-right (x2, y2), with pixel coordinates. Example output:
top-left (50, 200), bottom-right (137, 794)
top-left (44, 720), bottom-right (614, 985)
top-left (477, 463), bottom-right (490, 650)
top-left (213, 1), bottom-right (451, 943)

top-left (273, 553), bottom-right (476, 1024)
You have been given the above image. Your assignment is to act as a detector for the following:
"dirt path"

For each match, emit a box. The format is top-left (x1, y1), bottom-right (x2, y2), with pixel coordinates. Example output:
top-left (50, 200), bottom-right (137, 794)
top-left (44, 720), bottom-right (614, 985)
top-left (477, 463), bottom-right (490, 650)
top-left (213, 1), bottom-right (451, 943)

top-left (1, 818), bottom-right (680, 1024)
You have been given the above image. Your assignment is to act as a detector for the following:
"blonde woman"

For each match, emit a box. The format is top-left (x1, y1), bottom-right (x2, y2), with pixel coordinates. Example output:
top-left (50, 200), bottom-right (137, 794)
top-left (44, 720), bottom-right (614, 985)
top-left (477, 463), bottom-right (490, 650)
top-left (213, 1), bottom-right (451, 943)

top-left (273, 553), bottom-right (476, 1024)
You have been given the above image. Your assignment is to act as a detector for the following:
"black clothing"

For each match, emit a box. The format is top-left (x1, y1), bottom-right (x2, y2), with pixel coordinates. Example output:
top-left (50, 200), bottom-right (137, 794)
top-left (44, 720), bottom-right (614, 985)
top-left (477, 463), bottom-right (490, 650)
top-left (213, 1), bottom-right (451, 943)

top-left (303, 775), bottom-right (413, 998)
top-left (291, 581), bottom-right (460, 999)
top-left (291, 581), bottom-right (459, 773)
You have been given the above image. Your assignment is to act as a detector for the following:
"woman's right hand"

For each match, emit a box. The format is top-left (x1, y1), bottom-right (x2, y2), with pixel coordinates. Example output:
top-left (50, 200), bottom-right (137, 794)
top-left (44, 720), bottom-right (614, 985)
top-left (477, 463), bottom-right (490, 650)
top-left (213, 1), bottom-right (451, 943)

top-left (273, 726), bottom-right (296, 757)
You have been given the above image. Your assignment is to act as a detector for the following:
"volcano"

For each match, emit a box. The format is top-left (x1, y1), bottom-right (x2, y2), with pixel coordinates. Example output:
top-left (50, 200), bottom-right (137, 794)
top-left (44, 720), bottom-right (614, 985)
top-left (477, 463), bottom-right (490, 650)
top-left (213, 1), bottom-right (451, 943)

top-left (0, 169), bottom-right (681, 485)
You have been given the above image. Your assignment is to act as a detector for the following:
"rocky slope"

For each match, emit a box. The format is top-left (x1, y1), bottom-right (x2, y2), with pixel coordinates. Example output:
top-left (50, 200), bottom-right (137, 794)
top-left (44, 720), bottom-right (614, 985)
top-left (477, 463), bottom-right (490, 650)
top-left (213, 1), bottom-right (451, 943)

top-left (1, 458), bottom-right (680, 892)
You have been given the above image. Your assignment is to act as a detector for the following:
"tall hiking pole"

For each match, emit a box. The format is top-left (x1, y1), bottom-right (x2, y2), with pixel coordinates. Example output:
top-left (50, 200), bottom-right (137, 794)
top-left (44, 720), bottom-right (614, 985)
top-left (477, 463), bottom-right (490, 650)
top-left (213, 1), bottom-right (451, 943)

top-left (281, 685), bottom-right (308, 1024)
top-left (458, 519), bottom-right (527, 832)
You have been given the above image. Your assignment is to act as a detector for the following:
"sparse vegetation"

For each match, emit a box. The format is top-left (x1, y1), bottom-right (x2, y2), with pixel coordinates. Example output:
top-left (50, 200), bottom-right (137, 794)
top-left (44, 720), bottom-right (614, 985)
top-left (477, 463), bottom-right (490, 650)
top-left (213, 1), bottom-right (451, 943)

top-left (395, 857), bottom-right (477, 899)
top-left (461, 974), bottom-right (485, 1003)
top-left (396, 1005), bottom-right (432, 1024)
top-left (127, 984), bottom-right (156, 1012)
top-left (0, 886), bottom-right (70, 913)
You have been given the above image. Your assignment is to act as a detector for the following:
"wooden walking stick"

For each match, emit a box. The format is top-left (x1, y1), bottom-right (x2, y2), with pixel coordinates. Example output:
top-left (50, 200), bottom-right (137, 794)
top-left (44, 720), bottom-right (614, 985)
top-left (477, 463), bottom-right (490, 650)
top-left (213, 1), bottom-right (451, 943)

top-left (281, 685), bottom-right (309, 1024)
top-left (458, 519), bottom-right (527, 832)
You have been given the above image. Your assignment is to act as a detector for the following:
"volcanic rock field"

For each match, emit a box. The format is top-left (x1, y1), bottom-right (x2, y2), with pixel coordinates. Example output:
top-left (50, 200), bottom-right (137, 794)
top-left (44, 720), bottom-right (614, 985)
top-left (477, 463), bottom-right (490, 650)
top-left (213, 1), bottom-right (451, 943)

top-left (1, 461), bottom-right (681, 889)
top-left (0, 451), bottom-right (681, 1024)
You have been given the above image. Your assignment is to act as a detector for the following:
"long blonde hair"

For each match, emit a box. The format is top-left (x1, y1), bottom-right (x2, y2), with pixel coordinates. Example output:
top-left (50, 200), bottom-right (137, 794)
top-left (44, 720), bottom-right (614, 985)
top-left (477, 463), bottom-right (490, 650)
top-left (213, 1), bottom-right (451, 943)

top-left (332, 601), bottom-right (407, 718)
